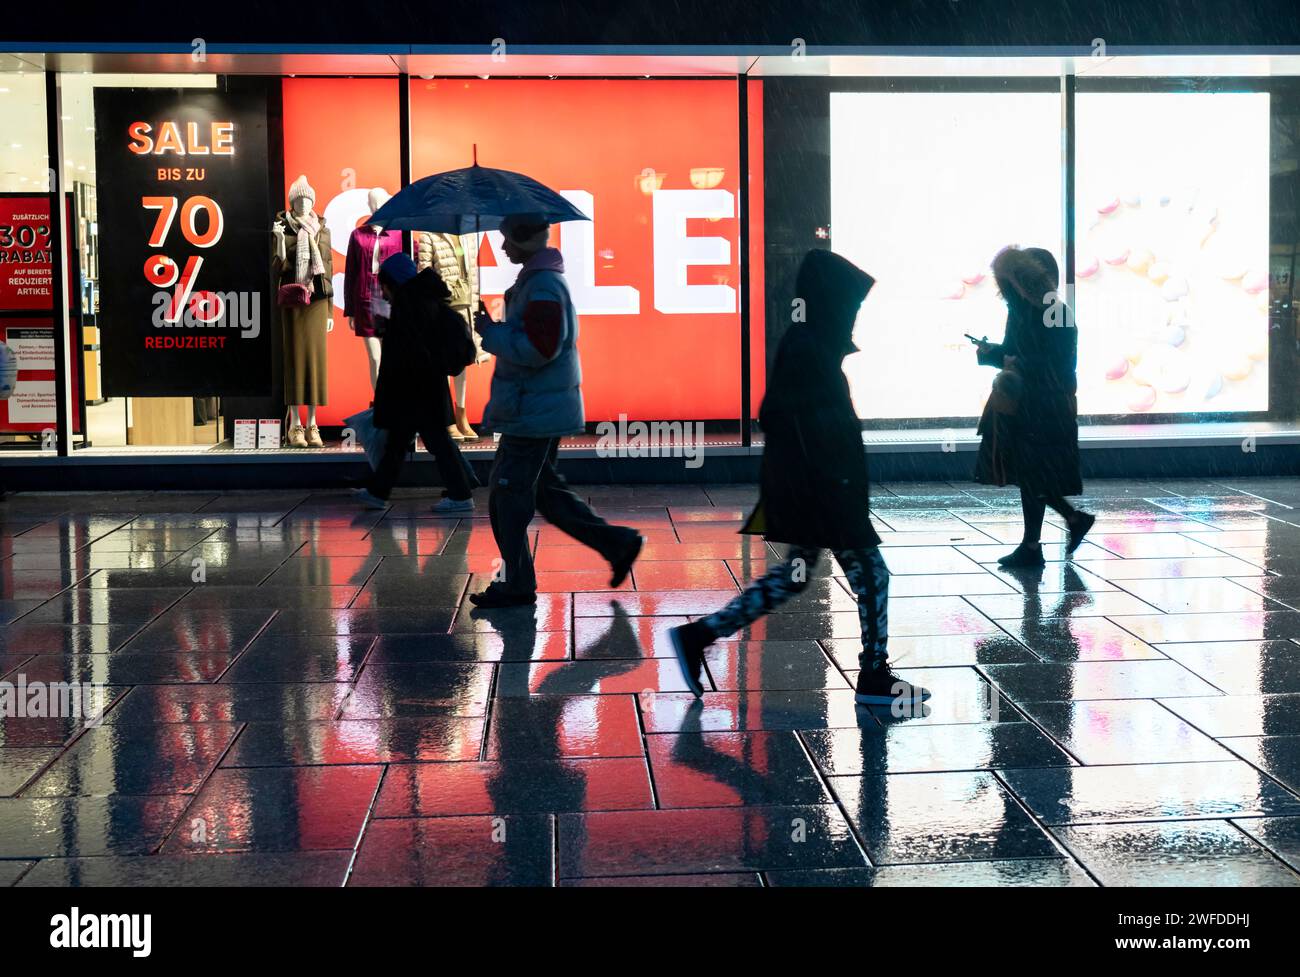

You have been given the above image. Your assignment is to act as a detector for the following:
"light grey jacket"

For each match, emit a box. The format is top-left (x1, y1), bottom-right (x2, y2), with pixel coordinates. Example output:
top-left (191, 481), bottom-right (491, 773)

top-left (480, 248), bottom-right (585, 438)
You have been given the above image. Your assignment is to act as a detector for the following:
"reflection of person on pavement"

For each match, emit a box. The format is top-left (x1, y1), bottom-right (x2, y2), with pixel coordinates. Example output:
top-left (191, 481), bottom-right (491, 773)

top-left (483, 601), bottom-right (645, 882)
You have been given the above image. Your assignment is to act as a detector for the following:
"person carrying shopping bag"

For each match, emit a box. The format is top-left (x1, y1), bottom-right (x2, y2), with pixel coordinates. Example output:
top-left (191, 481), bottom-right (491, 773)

top-left (354, 253), bottom-right (478, 512)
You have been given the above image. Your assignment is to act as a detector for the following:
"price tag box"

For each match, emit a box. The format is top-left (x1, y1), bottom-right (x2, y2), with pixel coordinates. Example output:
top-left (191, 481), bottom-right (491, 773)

top-left (232, 418), bottom-right (257, 449)
top-left (257, 418), bottom-right (282, 449)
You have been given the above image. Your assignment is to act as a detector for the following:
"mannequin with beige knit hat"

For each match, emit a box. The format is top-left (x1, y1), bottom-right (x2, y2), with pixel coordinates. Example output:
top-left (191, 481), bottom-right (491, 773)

top-left (272, 174), bottom-right (333, 448)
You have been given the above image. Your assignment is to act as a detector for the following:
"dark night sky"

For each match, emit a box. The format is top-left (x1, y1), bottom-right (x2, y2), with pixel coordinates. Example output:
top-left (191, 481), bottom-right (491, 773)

top-left (3, 0), bottom-right (1299, 48)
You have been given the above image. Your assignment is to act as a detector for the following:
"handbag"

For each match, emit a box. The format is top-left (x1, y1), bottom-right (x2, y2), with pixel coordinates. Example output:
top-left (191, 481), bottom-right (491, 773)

top-left (987, 366), bottom-right (1023, 415)
top-left (277, 283), bottom-right (312, 308)
top-left (343, 408), bottom-right (389, 471)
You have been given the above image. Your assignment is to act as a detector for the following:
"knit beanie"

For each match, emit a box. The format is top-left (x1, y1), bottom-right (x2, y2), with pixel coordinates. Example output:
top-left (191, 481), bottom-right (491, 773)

top-left (378, 252), bottom-right (419, 289)
top-left (500, 213), bottom-right (551, 253)
top-left (288, 174), bottom-right (316, 209)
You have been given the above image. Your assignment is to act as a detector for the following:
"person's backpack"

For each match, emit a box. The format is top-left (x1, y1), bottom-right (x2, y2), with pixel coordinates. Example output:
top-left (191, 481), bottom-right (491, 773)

top-left (438, 305), bottom-right (477, 376)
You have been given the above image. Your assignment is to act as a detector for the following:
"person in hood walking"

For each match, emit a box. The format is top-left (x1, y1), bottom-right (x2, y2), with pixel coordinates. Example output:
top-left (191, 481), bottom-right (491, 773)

top-left (469, 213), bottom-right (643, 608)
top-left (354, 252), bottom-right (478, 513)
top-left (974, 246), bottom-right (1095, 567)
top-left (668, 249), bottom-right (930, 708)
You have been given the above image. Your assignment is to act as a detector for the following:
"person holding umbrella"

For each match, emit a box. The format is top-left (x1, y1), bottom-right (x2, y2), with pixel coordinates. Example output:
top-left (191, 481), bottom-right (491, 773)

top-left (367, 161), bottom-right (643, 605)
top-left (467, 213), bottom-right (643, 607)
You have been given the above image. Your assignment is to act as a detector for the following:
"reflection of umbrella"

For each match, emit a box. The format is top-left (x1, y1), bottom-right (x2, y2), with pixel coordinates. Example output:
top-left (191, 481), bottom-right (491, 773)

top-left (369, 153), bottom-right (589, 234)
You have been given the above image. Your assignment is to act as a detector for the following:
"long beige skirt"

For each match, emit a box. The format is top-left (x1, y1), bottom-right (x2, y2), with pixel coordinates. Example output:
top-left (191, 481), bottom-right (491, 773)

top-left (282, 299), bottom-right (329, 406)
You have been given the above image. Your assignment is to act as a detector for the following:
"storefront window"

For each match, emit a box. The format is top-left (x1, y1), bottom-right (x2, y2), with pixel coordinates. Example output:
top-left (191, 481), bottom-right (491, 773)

top-left (0, 66), bottom-right (57, 452)
top-left (61, 72), bottom-right (222, 449)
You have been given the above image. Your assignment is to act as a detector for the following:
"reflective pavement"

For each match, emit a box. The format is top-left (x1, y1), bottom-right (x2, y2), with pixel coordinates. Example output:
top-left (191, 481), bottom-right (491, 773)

top-left (3, 478), bottom-right (1300, 886)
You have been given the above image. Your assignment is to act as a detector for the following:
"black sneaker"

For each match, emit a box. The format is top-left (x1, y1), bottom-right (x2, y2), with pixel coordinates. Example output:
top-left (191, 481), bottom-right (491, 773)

top-left (668, 621), bottom-right (711, 697)
top-left (1065, 511), bottom-right (1096, 555)
top-left (855, 666), bottom-right (932, 707)
top-left (609, 532), bottom-right (644, 587)
top-left (468, 585), bottom-right (537, 609)
top-left (997, 543), bottom-right (1046, 568)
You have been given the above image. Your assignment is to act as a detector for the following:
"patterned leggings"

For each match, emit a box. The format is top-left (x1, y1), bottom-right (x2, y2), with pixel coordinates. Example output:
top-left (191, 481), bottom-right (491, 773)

top-left (699, 545), bottom-right (890, 671)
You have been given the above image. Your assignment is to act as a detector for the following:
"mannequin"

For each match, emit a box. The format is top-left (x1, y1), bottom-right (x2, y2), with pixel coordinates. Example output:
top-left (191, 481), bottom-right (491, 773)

top-left (272, 175), bottom-right (334, 448)
top-left (343, 188), bottom-right (403, 394)
top-left (418, 230), bottom-right (487, 440)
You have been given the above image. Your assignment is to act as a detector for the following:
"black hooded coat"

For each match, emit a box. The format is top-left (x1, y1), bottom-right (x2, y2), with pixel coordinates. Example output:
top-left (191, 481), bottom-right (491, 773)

top-left (372, 268), bottom-right (476, 431)
top-left (740, 249), bottom-right (882, 551)
top-left (974, 248), bottom-right (1083, 497)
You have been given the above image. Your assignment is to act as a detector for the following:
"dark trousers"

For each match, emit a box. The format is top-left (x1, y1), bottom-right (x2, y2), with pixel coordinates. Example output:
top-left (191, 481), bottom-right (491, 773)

top-left (1020, 486), bottom-right (1077, 545)
top-left (488, 435), bottom-right (635, 595)
top-left (368, 422), bottom-right (474, 501)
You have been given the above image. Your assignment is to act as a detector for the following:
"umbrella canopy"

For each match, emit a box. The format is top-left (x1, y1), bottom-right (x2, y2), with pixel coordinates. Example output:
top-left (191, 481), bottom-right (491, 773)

top-left (369, 163), bottom-right (590, 234)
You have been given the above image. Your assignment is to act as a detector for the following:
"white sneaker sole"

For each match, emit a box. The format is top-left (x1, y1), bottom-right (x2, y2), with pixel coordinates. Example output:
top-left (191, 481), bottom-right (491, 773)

top-left (668, 629), bottom-right (705, 698)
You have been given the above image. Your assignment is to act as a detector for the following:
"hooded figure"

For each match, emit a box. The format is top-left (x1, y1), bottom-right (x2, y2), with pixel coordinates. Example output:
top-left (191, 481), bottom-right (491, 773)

top-left (974, 246), bottom-right (1082, 498)
top-left (372, 254), bottom-right (476, 432)
top-left (741, 248), bottom-right (881, 551)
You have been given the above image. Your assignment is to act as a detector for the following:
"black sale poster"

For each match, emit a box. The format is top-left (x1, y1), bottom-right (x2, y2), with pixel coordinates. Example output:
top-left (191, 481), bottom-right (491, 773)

top-left (95, 89), bottom-right (270, 396)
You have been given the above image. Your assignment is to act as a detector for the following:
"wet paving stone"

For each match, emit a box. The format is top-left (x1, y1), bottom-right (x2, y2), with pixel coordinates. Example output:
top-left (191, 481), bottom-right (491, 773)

top-left (705, 640), bottom-right (849, 692)
top-left (647, 730), bottom-right (831, 808)
top-left (17, 850), bottom-right (352, 887)
top-left (0, 860), bottom-right (34, 885)
top-left (342, 663), bottom-right (495, 718)
top-left (374, 758), bottom-right (654, 817)
top-left (25, 722), bottom-right (241, 796)
top-left (163, 765), bottom-right (382, 853)
top-left (1022, 699), bottom-right (1233, 765)
top-left (105, 683), bottom-right (353, 725)
top-left (0, 795), bottom-right (190, 857)
top-left (1000, 761), bottom-right (1300, 825)
top-left (802, 721), bottom-right (1074, 776)
top-left (638, 690), bottom-right (867, 733)
top-left (223, 718), bottom-right (485, 767)
top-left (0, 748), bottom-right (60, 796)
top-left (557, 805), bottom-right (867, 877)
top-left (984, 660), bottom-right (1223, 701)
top-left (1158, 693), bottom-right (1300, 737)
top-left (350, 815), bottom-right (554, 886)
top-left (766, 860), bottom-right (1095, 887)
top-left (370, 631), bottom-right (569, 663)
top-left (832, 770), bottom-right (1060, 864)
top-left (1156, 641), bottom-right (1300, 695)
top-left (1052, 821), bottom-right (1300, 886)
top-left (1231, 816), bottom-right (1300, 872)
top-left (486, 695), bottom-right (643, 760)
top-left (219, 634), bottom-right (376, 684)
top-left (1220, 735), bottom-right (1300, 794)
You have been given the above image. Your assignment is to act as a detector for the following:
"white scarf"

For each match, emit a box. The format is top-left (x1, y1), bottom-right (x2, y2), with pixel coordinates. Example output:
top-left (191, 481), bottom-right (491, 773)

top-left (291, 211), bottom-right (325, 285)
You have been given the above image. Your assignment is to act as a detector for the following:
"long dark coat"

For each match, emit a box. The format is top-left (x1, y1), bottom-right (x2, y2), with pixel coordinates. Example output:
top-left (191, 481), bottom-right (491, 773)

top-left (741, 249), bottom-right (882, 551)
top-left (974, 294), bottom-right (1083, 498)
top-left (372, 269), bottom-right (472, 431)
